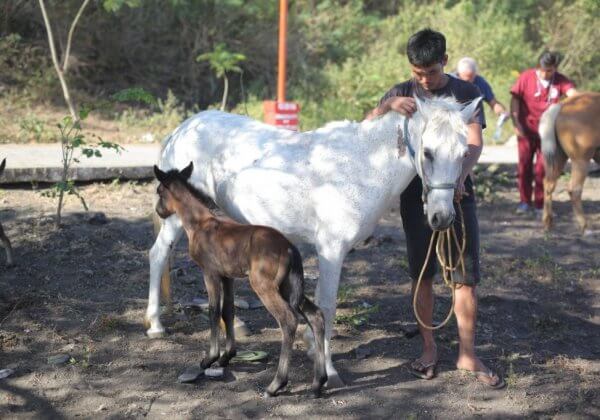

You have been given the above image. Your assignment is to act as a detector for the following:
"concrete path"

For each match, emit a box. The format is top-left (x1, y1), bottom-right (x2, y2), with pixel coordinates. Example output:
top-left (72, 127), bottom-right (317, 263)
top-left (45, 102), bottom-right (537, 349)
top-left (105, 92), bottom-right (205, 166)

top-left (0, 141), bottom-right (522, 184)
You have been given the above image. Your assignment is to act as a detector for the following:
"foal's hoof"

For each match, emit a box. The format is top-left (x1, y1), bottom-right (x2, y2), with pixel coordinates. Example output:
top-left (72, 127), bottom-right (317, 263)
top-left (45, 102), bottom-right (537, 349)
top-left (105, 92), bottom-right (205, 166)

top-left (146, 328), bottom-right (166, 339)
top-left (325, 373), bottom-right (346, 389)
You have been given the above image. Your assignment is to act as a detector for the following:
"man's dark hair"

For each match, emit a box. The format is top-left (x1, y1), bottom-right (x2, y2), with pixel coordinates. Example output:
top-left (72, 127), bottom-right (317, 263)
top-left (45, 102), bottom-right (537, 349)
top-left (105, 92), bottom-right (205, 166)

top-left (406, 28), bottom-right (446, 67)
top-left (538, 51), bottom-right (562, 68)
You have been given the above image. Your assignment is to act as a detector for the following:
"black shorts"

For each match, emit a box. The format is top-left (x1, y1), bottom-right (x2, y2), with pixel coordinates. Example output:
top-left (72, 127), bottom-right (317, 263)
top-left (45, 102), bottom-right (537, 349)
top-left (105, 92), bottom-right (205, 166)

top-left (400, 175), bottom-right (481, 285)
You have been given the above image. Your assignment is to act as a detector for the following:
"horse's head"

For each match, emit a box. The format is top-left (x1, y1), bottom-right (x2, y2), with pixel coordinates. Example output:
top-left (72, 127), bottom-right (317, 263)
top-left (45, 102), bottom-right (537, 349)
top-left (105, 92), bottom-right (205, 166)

top-left (153, 162), bottom-right (194, 218)
top-left (411, 96), bottom-right (482, 230)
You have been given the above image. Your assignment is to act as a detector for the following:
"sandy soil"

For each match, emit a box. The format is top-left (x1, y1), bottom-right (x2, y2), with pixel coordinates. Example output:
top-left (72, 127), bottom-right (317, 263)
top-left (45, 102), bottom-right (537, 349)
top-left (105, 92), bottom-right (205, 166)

top-left (1, 173), bottom-right (599, 419)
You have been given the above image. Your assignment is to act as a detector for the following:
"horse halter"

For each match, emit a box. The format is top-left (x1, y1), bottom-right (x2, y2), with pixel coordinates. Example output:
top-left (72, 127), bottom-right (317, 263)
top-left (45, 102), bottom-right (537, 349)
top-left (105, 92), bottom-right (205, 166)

top-left (402, 117), bottom-right (458, 212)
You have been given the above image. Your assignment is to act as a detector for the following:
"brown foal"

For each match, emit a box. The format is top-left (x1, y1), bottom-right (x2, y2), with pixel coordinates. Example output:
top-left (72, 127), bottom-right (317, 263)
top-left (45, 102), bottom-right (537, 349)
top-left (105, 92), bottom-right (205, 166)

top-left (0, 158), bottom-right (14, 268)
top-left (153, 162), bottom-right (327, 397)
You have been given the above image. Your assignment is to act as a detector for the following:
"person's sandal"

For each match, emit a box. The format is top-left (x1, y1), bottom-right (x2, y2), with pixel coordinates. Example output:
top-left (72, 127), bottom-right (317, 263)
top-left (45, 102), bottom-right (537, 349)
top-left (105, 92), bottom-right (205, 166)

top-left (409, 359), bottom-right (437, 380)
top-left (460, 368), bottom-right (506, 389)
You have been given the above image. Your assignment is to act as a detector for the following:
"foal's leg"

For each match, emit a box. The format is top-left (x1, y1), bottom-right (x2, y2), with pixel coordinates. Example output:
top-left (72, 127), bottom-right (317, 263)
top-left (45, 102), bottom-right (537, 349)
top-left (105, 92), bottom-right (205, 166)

top-left (543, 153), bottom-right (568, 230)
top-left (569, 159), bottom-right (590, 233)
top-left (252, 279), bottom-right (297, 397)
top-left (145, 214), bottom-right (183, 338)
top-left (0, 222), bottom-right (14, 267)
top-left (217, 277), bottom-right (237, 367)
top-left (201, 273), bottom-right (223, 369)
top-left (298, 297), bottom-right (327, 397)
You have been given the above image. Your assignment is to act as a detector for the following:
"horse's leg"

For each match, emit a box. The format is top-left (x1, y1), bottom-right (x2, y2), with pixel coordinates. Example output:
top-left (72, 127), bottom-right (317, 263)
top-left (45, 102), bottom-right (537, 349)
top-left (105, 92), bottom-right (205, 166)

top-left (569, 159), bottom-right (590, 234)
top-left (145, 214), bottom-right (183, 338)
top-left (0, 222), bottom-right (14, 267)
top-left (543, 152), bottom-right (568, 230)
top-left (298, 297), bottom-right (327, 397)
top-left (253, 283), bottom-right (297, 397)
top-left (309, 241), bottom-right (347, 388)
top-left (201, 273), bottom-right (223, 369)
top-left (152, 212), bottom-right (173, 313)
top-left (217, 277), bottom-right (236, 367)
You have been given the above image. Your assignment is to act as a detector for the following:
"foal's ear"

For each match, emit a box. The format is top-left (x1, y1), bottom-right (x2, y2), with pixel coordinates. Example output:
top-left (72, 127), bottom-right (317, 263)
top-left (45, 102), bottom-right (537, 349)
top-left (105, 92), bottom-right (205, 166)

top-left (180, 162), bottom-right (194, 181)
top-left (460, 97), bottom-right (483, 124)
top-left (153, 165), bottom-right (168, 183)
top-left (0, 158), bottom-right (5, 174)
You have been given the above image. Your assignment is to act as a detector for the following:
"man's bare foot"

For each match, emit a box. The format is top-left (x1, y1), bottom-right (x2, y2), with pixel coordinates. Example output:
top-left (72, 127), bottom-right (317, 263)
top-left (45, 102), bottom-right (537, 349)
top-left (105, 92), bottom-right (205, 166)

top-left (456, 356), bottom-right (505, 388)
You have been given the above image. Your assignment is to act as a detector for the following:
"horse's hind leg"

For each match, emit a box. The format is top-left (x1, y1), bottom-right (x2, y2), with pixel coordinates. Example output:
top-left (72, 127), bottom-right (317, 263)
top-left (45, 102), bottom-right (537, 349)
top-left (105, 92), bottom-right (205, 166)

top-left (543, 152), bottom-right (567, 230)
top-left (569, 159), bottom-right (590, 233)
top-left (252, 280), bottom-right (297, 397)
top-left (0, 222), bottom-right (14, 267)
top-left (217, 277), bottom-right (237, 367)
top-left (298, 297), bottom-right (327, 398)
top-left (146, 214), bottom-right (183, 338)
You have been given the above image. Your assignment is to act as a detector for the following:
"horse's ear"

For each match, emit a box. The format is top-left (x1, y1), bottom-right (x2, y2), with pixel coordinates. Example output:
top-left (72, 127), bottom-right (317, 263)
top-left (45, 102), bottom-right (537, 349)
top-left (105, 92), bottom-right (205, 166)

top-left (0, 158), bottom-right (5, 174)
top-left (180, 162), bottom-right (194, 181)
top-left (460, 97), bottom-right (483, 124)
top-left (154, 165), bottom-right (168, 183)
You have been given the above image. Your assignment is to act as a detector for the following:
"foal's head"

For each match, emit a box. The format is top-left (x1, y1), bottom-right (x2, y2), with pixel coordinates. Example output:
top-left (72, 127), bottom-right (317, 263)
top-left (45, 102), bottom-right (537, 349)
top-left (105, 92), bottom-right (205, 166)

top-left (153, 162), bottom-right (195, 218)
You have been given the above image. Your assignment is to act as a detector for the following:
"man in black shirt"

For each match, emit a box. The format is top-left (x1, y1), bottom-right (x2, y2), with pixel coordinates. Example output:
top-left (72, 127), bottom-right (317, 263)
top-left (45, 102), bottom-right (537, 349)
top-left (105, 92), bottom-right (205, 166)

top-left (366, 28), bottom-right (504, 389)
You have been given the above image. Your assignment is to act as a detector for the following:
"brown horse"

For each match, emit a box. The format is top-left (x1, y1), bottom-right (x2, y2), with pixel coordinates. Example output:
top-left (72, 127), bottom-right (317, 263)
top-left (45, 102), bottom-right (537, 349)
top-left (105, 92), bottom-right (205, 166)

top-left (540, 92), bottom-right (600, 233)
top-left (153, 162), bottom-right (327, 398)
top-left (0, 158), bottom-right (15, 267)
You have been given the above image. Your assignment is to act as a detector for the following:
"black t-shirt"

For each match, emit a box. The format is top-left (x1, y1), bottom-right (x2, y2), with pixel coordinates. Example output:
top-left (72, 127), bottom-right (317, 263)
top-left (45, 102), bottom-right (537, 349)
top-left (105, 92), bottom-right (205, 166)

top-left (379, 75), bottom-right (486, 128)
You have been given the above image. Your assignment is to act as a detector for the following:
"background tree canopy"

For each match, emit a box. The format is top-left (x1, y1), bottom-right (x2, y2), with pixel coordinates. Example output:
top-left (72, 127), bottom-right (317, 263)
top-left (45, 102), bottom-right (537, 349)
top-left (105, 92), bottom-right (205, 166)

top-left (1, 0), bottom-right (599, 132)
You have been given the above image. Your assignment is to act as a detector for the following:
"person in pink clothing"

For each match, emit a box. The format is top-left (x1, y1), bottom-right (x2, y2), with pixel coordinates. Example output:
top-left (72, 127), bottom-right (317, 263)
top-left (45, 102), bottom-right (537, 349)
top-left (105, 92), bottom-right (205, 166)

top-left (510, 51), bottom-right (577, 215)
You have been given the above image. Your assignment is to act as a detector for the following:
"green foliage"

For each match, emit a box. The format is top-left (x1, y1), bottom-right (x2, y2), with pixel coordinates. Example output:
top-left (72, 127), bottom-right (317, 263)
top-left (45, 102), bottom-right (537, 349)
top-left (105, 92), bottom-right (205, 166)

top-left (45, 112), bottom-right (123, 227)
top-left (111, 87), bottom-right (157, 106)
top-left (196, 43), bottom-right (246, 78)
top-left (335, 304), bottom-right (380, 328)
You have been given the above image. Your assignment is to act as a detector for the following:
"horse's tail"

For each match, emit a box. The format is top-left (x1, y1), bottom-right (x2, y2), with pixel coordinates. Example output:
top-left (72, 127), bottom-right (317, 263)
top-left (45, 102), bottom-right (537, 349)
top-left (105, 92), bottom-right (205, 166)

top-left (287, 245), bottom-right (304, 312)
top-left (540, 103), bottom-right (566, 174)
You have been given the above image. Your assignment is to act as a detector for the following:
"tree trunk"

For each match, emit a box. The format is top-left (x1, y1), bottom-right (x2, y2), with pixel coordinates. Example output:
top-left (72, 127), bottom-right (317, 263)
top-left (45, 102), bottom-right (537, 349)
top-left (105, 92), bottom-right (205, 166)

top-left (220, 75), bottom-right (229, 111)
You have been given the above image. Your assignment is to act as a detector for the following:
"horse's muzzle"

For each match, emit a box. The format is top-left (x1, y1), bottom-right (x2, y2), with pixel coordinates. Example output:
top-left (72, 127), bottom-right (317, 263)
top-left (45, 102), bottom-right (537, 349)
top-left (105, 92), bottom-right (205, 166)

top-left (428, 210), bottom-right (455, 231)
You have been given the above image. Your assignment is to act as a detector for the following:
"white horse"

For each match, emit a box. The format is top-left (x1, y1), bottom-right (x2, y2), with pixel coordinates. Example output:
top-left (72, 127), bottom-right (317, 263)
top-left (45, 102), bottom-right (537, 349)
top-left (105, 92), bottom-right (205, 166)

top-left (146, 95), bottom-right (481, 387)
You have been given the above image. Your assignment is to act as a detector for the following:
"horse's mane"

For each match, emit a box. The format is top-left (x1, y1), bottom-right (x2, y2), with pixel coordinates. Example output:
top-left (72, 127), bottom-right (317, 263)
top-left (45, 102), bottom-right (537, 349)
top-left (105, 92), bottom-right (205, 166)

top-left (162, 169), bottom-right (219, 211)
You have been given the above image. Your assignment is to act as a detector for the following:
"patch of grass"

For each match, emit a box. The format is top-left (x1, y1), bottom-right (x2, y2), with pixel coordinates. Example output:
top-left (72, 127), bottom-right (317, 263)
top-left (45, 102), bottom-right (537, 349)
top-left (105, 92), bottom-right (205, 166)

top-left (337, 284), bottom-right (358, 303)
top-left (335, 304), bottom-right (380, 328)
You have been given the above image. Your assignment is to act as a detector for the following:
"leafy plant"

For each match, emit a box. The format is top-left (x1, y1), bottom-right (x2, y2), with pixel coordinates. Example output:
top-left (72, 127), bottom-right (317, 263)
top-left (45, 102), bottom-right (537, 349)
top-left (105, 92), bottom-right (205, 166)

top-left (42, 108), bottom-right (122, 228)
top-left (196, 43), bottom-right (246, 111)
top-left (335, 304), bottom-right (380, 328)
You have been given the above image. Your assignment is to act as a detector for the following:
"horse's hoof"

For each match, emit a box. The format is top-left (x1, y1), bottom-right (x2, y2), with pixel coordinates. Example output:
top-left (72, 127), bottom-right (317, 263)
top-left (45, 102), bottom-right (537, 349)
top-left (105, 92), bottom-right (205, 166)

top-left (583, 229), bottom-right (594, 237)
top-left (146, 328), bottom-right (166, 339)
top-left (325, 373), bottom-right (346, 389)
top-left (262, 391), bottom-right (276, 399)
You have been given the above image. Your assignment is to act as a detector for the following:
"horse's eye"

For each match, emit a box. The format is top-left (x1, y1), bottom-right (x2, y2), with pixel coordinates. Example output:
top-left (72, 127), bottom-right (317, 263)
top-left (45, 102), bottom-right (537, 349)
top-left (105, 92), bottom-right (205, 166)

top-left (424, 149), bottom-right (434, 161)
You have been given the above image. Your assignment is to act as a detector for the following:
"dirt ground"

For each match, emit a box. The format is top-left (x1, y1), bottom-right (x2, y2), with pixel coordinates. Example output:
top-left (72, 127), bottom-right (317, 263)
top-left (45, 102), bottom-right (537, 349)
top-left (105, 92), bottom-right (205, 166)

top-left (1, 172), bottom-right (599, 419)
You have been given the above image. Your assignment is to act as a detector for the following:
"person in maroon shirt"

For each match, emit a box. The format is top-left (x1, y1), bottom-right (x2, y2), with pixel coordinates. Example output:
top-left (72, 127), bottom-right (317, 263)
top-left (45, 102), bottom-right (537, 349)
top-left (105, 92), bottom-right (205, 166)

top-left (510, 51), bottom-right (577, 215)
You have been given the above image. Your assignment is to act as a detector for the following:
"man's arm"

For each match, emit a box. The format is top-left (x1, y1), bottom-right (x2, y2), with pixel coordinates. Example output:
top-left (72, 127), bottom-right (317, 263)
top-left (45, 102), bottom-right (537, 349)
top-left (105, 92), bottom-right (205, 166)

top-left (456, 122), bottom-right (483, 200)
top-left (565, 87), bottom-right (578, 97)
top-left (365, 96), bottom-right (416, 120)
top-left (510, 95), bottom-right (525, 137)
top-left (488, 98), bottom-right (507, 116)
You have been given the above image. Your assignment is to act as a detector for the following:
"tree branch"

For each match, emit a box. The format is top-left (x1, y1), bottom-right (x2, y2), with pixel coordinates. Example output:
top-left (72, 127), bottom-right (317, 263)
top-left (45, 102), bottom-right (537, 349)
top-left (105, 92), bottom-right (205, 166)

top-left (63, 0), bottom-right (91, 73)
top-left (38, 0), bottom-right (78, 121)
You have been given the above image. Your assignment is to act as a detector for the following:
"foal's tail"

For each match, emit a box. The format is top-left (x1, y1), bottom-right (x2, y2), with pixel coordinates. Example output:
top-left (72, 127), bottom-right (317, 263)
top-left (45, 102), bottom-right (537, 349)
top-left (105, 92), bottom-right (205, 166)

top-left (287, 245), bottom-right (328, 396)
top-left (540, 103), bottom-right (566, 174)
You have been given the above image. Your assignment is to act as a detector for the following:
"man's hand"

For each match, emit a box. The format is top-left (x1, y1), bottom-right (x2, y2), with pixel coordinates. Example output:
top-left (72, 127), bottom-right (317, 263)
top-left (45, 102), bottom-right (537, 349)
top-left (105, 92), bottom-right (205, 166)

top-left (454, 179), bottom-right (468, 202)
top-left (386, 97), bottom-right (417, 116)
top-left (366, 96), bottom-right (417, 120)
top-left (513, 122), bottom-right (525, 138)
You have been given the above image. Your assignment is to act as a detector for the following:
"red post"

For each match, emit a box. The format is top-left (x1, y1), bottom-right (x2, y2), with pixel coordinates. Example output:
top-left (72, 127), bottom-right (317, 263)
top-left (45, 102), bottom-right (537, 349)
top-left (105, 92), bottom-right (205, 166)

top-left (264, 0), bottom-right (299, 131)
top-left (277, 0), bottom-right (288, 102)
